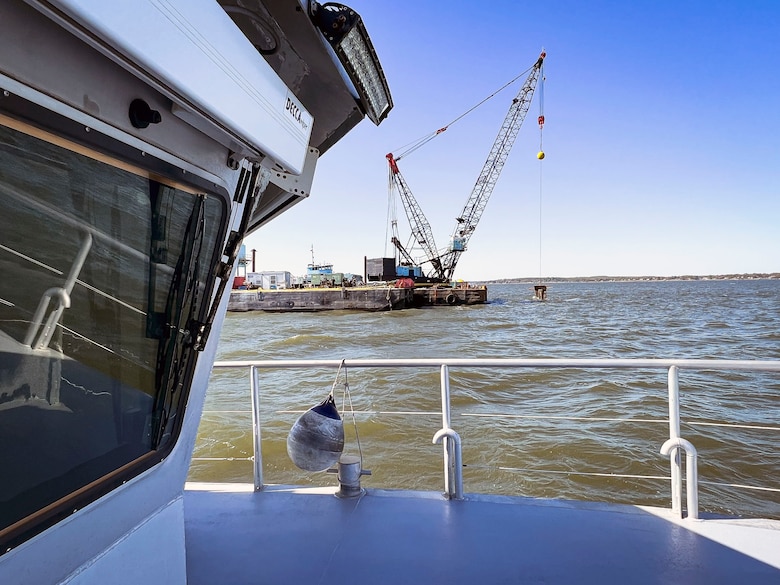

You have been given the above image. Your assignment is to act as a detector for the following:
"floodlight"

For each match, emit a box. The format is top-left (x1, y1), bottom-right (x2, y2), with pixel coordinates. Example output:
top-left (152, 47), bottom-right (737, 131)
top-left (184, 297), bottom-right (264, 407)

top-left (310, 2), bottom-right (393, 125)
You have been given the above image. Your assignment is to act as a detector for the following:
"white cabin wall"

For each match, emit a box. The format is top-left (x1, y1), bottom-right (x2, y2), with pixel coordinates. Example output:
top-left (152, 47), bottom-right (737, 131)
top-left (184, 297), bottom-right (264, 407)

top-left (0, 183), bottom-right (241, 584)
top-left (65, 498), bottom-right (186, 585)
top-left (1, 0), bottom-right (351, 579)
top-left (0, 5), bottom-right (248, 577)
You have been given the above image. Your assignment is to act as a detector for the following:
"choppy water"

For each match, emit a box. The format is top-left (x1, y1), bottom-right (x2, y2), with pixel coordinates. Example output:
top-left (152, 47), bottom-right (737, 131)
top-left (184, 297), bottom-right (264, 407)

top-left (189, 280), bottom-right (780, 518)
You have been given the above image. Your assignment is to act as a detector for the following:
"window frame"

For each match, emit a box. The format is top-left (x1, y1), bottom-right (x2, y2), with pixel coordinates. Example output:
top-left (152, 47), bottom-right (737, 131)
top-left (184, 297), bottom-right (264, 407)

top-left (0, 94), bottom-right (231, 554)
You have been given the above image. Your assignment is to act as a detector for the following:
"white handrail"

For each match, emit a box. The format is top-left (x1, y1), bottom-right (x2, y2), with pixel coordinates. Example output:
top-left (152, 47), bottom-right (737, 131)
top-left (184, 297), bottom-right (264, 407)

top-left (250, 365), bottom-right (263, 491)
top-left (667, 365), bottom-right (682, 515)
top-left (660, 438), bottom-right (699, 519)
top-left (436, 365), bottom-right (461, 499)
top-left (212, 357), bottom-right (780, 515)
top-left (432, 428), bottom-right (463, 500)
top-left (214, 358), bottom-right (780, 371)
top-left (24, 232), bottom-right (92, 349)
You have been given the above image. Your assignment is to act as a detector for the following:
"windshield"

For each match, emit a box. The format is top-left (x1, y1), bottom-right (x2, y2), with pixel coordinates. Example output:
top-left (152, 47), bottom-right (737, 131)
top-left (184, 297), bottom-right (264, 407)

top-left (0, 117), bottom-right (225, 537)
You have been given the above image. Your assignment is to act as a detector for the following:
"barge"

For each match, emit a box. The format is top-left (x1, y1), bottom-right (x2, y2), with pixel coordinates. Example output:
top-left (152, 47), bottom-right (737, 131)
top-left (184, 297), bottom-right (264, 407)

top-left (229, 258), bottom-right (488, 312)
top-left (228, 286), bottom-right (413, 312)
top-left (227, 282), bottom-right (487, 312)
top-left (364, 257), bottom-right (488, 309)
top-left (411, 283), bottom-right (488, 307)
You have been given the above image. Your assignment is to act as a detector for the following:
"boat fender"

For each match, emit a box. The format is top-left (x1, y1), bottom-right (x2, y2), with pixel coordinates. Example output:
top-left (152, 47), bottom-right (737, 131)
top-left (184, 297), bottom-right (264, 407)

top-left (446, 293), bottom-right (457, 305)
top-left (287, 395), bottom-right (344, 472)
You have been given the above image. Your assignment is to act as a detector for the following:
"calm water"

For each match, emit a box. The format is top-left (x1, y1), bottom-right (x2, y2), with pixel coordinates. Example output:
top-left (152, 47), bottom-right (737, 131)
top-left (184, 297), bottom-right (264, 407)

top-left (189, 280), bottom-right (780, 518)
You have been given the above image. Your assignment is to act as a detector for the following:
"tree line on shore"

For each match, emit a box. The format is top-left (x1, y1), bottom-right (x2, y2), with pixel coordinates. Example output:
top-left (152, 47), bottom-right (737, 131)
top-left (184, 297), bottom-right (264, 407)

top-left (481, 273), bottom-right (780, 284)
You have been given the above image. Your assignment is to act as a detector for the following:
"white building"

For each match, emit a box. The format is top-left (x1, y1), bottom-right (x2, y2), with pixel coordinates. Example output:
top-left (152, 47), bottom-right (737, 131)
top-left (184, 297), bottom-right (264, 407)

top-left (246, 271), bottom-right (291, 289)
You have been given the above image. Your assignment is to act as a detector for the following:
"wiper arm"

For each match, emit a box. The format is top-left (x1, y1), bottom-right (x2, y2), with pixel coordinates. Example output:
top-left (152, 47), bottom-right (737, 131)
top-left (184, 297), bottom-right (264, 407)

top-left (149, 186), bottom-right (206, 447)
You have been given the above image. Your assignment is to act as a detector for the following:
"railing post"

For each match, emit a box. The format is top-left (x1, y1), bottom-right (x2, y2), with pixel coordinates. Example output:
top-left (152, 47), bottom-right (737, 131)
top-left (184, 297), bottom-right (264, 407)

top-left (249, 365), bottom-right (264, 491)
top-left (440, 364), bottom-right (452, 429)
top-left (436, 364), bottom-right (463, 499)
top-left (667, 365), bottom-right (682, 515)
top-left (25, 232), bottom-right (92, 349)
top-left (440, 365), bottom-right (452, 496)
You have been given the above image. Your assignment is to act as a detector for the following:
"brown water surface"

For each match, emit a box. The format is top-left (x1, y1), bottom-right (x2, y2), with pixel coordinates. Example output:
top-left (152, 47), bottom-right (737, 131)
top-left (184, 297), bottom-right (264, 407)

top-left (189, 280), bottom-right (780, 519)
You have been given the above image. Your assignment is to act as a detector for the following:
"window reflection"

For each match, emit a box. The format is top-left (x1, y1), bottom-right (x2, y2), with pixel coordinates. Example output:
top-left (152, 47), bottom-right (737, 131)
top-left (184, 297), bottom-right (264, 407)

top-left (0, 120), bottom-right (224, 536)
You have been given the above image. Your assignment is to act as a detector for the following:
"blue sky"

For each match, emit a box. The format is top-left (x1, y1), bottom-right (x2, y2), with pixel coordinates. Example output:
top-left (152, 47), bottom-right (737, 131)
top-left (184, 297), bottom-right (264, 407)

top-left (244, 0), bottom-right (780, 280)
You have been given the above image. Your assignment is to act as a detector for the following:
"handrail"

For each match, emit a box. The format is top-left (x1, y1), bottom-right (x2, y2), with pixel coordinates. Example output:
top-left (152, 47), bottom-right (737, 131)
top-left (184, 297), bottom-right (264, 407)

top-left (433, 365), bottom-right (462, 499)
top-left (213, 358), bottom-right (780, 371)
top-left (432, 428), bottom-right (463, 500)
top-left (210, 357), bottom-right (780, 517)
top-left (249, 365), bottom-right (263, 491)
top-left (24, 232), bottom-right (92, 349)
top-left (660, 437), bottom-right (699, 519)
top-left (667, 366), bottom-right (682, 514)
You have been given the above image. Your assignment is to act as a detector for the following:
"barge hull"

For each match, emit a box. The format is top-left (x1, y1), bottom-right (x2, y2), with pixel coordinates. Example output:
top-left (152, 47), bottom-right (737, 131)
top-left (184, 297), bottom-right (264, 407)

top-left (412, 285), bottom-right (488, 307)
top-left (228, 288), bottom-right (413, 312)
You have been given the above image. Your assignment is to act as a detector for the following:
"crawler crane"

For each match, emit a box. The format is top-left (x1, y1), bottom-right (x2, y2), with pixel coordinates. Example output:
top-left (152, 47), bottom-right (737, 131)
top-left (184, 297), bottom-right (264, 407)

top-left (386, 50), bottom-right (545, 282)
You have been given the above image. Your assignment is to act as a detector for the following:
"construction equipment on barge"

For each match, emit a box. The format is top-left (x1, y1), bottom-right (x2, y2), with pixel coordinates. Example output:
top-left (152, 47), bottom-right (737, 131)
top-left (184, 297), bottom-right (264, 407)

top-left (368, 51), bottom-right (546, 306)
top-left (367, 52), bottom-right (546, 304)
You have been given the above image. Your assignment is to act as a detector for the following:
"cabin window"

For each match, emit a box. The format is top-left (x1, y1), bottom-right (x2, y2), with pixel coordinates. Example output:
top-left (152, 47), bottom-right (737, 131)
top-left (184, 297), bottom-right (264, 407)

top-left (0, 117), bottom-right (225, 547)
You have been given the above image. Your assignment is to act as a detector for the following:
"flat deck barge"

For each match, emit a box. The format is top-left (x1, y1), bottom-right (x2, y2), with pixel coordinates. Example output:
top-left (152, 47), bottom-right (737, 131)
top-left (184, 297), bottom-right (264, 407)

top-left (228, 287), bottom-right (414, 312)
top-left (228, 283), bottom-right (488, 312)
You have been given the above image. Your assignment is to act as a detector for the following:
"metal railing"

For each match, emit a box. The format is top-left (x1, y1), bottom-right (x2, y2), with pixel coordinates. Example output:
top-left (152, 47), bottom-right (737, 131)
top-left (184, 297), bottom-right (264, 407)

top-left (208, 358), bottom-right (780, 519)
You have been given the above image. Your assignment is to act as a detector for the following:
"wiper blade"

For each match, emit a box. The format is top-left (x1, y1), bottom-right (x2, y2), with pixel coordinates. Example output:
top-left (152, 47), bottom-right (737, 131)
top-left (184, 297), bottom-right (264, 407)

top-left (149, 186), bottom-right (206, 447)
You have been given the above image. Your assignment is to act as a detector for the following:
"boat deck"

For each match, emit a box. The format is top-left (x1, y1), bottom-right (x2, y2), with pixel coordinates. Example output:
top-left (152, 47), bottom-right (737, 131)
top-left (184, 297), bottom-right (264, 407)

top-left (184, 483), bottom-right (780, 584)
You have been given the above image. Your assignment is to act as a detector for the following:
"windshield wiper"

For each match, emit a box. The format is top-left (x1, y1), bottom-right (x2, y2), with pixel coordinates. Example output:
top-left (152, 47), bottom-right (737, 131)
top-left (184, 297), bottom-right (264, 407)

top-left (147, 183), bottom-right (205, 448)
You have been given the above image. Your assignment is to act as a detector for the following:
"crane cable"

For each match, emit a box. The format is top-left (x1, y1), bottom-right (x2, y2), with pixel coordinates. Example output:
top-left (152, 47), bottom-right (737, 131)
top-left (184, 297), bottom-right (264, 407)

top-left (391, 62), bottom-right (538, 162)
top-left (386, 59), bottom-right (538, 262)
top-left (537, 65), bottom-right (546, 284)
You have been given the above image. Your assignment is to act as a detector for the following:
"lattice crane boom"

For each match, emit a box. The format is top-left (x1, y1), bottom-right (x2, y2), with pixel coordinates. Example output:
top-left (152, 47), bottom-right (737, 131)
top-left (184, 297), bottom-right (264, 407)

top-left (386, 153), bottom-right (445, 279)
top-left (441, 51), bottom-right (545, 281)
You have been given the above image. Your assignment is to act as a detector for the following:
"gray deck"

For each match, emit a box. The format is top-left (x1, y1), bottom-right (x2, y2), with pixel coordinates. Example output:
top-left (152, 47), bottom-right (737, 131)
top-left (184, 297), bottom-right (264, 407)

top-left (184, 483), bottom-right (780, 584)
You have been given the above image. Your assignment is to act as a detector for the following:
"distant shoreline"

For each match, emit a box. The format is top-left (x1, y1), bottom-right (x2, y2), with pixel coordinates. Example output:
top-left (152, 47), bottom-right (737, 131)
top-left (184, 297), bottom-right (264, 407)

top-left (478, 273), bottom-right (780, 284)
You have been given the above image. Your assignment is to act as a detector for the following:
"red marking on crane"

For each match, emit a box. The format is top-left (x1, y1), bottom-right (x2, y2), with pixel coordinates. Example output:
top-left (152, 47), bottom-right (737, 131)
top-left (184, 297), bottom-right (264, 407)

top-left (386, 153), bottom-right (400, 174)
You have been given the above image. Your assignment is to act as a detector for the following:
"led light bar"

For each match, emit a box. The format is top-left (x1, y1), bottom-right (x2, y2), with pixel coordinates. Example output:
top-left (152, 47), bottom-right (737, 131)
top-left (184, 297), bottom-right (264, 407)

top-left (310, 2), bottom-right (393, 125)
